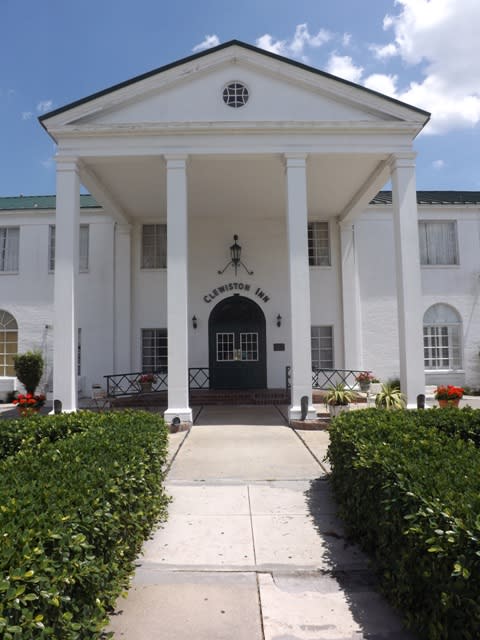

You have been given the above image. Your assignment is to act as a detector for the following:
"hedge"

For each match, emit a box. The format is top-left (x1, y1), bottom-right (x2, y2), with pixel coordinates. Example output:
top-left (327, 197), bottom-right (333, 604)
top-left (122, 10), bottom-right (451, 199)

top-left (0, 411), bottom-right (170, 639)
top-left (327, 409), bottom-right (480, 640)
top-left (0, 411), bottom-right (113, 461)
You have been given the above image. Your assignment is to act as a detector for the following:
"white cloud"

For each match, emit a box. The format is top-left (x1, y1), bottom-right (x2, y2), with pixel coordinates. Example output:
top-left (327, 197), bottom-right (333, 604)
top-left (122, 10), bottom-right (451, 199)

top-left (374, 0), bottom-right (480, 133)
top-left (255, 34), bottom-right (286, 55)
top-left (256, 23), bottom-right (332, 60)
top-left (192, 34), bottom-right (220, 53)
top-left (326, 54), bottom-right (363, 83)
top-left (21, 111), bottom-right (33, 120)
top-left (342, 33), bottom-right (352, 47)
top-left (370, 42), bottom-right (397, 59)
top-left (36, 100), bottom-right (53, 114)
top-left (433, 159), bottom-right (445, 170)
top-left (364, 73), bottom-right (398, 97)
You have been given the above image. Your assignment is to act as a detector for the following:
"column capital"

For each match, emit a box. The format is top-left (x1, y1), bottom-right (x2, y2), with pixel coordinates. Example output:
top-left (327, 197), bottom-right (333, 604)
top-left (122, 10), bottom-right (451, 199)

top-left (284, 153), bottom-right (308, 169)
top-left (55, 156), bottom-right (80, 173)
top-left (164, 154), bottom-right (188, 169)
top-left (389, 152), bottom-right (417, 171)
top-left (115, 222), bottom-right (132, 236)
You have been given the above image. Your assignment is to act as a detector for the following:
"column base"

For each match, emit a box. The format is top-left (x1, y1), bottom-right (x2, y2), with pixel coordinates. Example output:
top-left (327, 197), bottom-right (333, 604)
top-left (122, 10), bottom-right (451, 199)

top-left (288, 404), bottom-right (317, 422)
top-left (164, 407), bottom-right (193, 426)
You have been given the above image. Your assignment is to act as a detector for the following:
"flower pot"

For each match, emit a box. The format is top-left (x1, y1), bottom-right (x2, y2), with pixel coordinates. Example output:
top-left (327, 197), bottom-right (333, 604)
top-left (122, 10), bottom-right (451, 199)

top-left (17, 406), bottom-right (40, 417)
top-left (438, 398), bottom-right (460, 408)
top-left (359, 382), bottom-right (371, 393)
top-left (140, 382), bottom-right (153, 393)
top-left (329, 404), bottom-right (349, 418)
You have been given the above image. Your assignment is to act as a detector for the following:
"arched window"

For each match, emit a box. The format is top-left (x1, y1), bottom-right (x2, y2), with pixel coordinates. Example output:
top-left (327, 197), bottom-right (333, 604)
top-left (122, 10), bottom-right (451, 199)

top-left (0, 310), bottom-right (18, 376)
top-left (423, 304), bottom-right (462, 370)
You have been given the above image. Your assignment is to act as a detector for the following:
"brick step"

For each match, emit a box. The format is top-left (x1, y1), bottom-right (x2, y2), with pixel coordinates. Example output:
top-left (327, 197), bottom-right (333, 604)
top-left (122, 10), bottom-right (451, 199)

top-left (111, 388), bottom-right (290, 407)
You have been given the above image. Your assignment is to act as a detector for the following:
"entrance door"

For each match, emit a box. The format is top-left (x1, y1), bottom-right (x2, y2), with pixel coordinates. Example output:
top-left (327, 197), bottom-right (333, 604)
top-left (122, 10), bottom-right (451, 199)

top-left (209, 295), bottom-right (267, 389)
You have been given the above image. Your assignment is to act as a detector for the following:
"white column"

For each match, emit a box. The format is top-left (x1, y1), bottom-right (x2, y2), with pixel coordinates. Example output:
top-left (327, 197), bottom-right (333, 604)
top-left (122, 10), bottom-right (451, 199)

top-left (114, 223), bottom-right (132, 373)
top-left (164, 155), bottom-right (192, 424)
top-left (391, 153), bottom-right (425, 406)
top-left (53, 157), bottom-right (80, 412)
top-left (285, 153), bottom-right (316, 421)
top-left (340, 222), bottom-right (362, 369)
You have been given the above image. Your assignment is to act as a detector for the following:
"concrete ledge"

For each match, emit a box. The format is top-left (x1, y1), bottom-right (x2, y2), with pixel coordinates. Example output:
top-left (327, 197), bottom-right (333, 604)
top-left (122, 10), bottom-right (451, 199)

top-left (290, 419), bottom-right (330, 430)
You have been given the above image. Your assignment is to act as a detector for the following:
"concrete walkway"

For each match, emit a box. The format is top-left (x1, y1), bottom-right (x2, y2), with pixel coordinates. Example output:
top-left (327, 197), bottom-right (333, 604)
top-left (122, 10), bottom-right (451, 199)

top-left (108, 406), bottom-right (416, 640)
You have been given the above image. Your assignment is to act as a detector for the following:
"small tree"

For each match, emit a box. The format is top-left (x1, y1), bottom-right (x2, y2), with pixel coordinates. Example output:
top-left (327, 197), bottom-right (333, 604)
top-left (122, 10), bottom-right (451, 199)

top-left (14, 350), bottom-right (44, 394)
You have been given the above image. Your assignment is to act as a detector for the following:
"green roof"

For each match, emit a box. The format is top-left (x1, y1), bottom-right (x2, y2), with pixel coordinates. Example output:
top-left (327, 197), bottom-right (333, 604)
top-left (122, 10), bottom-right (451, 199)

top-left (371, 191), bottom-right (480, 206)
top-left (0, 194), bottom-right (100, 211)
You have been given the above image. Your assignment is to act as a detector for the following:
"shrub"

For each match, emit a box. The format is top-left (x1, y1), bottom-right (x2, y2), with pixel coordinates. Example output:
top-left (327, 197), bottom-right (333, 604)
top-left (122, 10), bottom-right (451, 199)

top-left (0, 410), bottom-right (170, 639)
top-left (327, 409), bottom-right (480, 639)
top-left (0, 411), bottom-right (114, 461)
top-left (374, 382), bottom-right (406, 410)
top-left (13, 351), bottom-right (44, 394)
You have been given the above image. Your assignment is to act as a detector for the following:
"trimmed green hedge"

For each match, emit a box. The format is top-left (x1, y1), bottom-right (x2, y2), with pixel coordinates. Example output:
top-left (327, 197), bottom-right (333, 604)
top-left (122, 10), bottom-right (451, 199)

top-left (327, 409), bottom-right (480, 640)
top-left (0, 411), bottom-right (110, 461)
top-left (0, 411), bottom-right (170, 639)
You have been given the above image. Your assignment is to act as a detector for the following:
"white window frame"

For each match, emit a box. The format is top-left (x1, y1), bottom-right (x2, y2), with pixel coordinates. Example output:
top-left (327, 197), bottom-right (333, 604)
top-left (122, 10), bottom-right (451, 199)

top-left (423, 304), bottom-right (462, 371)
top-left (141, 224), bottom-right (167, 269)
top-left (308, 222), bottom-right (330, 267)
top-left (0, 227), bottom-right (19, 273)
top-left (419, 220), bottom-right (459, 266)
top-left (48, 224), bottom-right (89, 272)
top-left (311, 326), bottom-right (334, 369)
top-left (0, 310), bottom-right (18, 376)
top-left (142, 328), bottom-right (167, 371)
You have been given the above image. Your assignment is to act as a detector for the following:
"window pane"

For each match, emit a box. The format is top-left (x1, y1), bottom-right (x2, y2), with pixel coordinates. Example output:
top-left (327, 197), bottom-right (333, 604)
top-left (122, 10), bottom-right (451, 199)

top-left (142, 328), bottom-right (167, 371)
top-left (0, 310), bottom-right (18, 375)
top-left (79, 225), bottom-right (89, 271)
top-left (240, 333), bottom-right (258, 361)
top-left (0, 227), bottom-right (19, 272)
top-left (308, 222), bottom-right (330, 266)
top-left (311, 326), bottom-right (333, 368)
top-left (142, 224), bottom-right (167, 269)
top-left (49, 225), bottom-right (56, 271)
top-left (216, 333), bottom-right (234, 361)
top-left (419, 221), bottom-right (458, 265)
top-left (423, 304), bottom-right (462, 370)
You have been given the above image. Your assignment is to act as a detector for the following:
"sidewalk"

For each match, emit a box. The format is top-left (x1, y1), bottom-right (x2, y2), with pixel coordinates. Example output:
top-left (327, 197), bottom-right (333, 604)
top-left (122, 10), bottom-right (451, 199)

top-left (107, 405), bottom-right (416, 639)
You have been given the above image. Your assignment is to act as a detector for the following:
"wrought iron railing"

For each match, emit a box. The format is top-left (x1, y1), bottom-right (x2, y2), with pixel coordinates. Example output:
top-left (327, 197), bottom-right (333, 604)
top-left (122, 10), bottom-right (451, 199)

top-left (285, 366), bottom-right (366, 391)
top-left (104, 367), bottom-right (211, 397)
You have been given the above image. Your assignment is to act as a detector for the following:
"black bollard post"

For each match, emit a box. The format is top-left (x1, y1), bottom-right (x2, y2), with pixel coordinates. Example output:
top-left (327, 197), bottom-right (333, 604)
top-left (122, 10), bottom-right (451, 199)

top-left (53, 399), bottom-right (62, 414)
top-left (300, 395), bottom-right (308, 421)
top-left (417, 394), bottom-right (425, 410)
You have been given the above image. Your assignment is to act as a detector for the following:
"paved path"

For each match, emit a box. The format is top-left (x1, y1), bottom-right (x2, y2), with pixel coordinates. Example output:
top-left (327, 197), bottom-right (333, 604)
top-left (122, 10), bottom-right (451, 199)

top-left (108, 406), bottom-right (416, 640)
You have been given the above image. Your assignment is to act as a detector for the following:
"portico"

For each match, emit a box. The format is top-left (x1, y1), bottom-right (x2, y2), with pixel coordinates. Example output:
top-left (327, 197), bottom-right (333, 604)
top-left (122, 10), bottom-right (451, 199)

top-left (40, 40), bottom-right (430, 421)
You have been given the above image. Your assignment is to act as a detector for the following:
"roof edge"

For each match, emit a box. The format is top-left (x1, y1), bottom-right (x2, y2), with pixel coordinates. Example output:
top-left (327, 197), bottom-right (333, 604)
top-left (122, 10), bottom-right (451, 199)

top-left (39, 39), bottom-right (431, 128)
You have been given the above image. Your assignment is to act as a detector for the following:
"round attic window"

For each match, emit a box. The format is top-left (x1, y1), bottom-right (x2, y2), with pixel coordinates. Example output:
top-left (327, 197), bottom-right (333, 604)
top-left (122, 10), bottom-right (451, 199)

top-left (222, 82), bottom-right (249, 108)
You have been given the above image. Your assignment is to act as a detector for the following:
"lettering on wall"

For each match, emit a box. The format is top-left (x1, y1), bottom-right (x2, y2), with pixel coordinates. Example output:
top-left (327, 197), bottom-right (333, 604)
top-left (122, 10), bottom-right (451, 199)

top-left (203, 282), bottom-right (271, 304)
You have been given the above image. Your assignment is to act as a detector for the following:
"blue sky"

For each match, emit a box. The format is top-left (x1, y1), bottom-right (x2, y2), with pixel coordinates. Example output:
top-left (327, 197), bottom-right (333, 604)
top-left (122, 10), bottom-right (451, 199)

top-left (1, 0), bottom-right (479, 196)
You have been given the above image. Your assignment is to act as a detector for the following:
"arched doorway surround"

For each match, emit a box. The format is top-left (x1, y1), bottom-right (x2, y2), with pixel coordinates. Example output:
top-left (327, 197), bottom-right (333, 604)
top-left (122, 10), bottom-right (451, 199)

top-left (208, 295), bottom-right (267, 389)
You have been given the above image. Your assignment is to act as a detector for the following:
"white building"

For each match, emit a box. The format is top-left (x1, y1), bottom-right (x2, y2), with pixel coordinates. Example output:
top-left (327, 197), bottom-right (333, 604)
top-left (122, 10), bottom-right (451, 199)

top-left (1, 41), bottom-right (479, 421)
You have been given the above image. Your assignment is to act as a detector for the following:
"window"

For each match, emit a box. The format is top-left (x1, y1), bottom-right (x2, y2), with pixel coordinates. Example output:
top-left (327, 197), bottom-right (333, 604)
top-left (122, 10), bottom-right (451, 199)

top-left (311, 326), bottom-right (334, 369)
top-left (142, 329), bottom-right (167, 371)
top-left (0, 310), bottom-right (18, 376)
top-left (142, 224), bottom-right (167, 269)
top-left (49, 224), bottom-right (89, 272)
top-left (308, 222), bottom-right (330, 266)
top-left (0, 227), bottom-right (19, 272)
top-left (419, 221), bottom-right (458, 265)
top-left (222, 82), bottom-right (249, 108)
top-left (216, 333), bottom-right (234, 361)
top-left (423, 304), bottom-right (462, 370)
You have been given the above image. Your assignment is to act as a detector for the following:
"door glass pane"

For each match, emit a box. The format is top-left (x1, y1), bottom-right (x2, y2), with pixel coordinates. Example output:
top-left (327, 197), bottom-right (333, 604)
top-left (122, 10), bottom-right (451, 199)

top-left (216, 333), bottom-right (234, 361)
top-left (240, 333), bottom-right (258, 361)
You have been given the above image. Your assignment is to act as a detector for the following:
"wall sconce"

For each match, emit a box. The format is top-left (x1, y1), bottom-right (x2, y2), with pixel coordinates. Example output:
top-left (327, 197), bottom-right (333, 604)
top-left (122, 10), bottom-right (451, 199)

top-left (218, 234), bottom-right (254, 276)
top-left (192, 315), bottom-right (198, 329)
top-left (276, 314), bottom-right (282, 327)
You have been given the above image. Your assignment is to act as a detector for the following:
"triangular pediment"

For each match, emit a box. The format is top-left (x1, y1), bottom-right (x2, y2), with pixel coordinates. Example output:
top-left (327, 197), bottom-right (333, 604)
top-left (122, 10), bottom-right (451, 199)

top-left (41, 41), bottom-right (429, 134)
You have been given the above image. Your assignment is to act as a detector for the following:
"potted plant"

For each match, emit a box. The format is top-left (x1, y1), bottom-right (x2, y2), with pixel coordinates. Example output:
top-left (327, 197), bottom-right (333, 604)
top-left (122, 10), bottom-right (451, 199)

top-left (355, 371), bottom-right (375, 392)
top-left (434, 385), bottom-right (464, 408)
top-left (13, 392), bottom-right (46, 417)
top-left (375, 383), bottom-right (406, 410)
top-left (324, 383), bottom-right (355, 417)
top-left (138, 372), bottom-right (157, 393)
